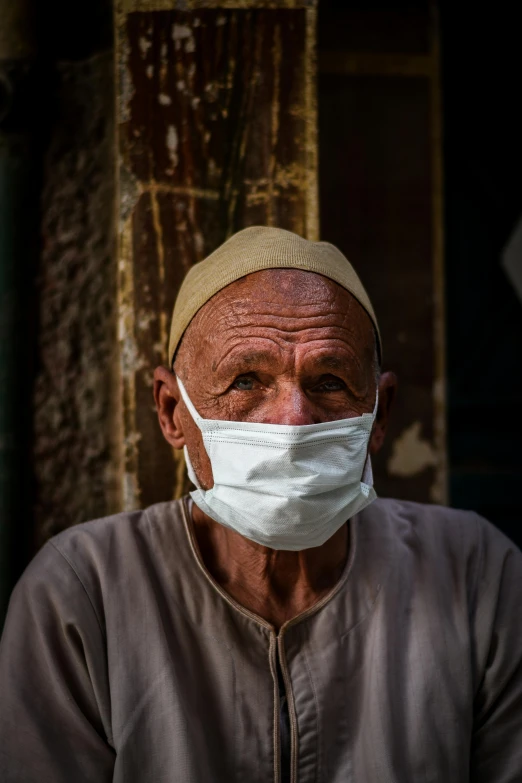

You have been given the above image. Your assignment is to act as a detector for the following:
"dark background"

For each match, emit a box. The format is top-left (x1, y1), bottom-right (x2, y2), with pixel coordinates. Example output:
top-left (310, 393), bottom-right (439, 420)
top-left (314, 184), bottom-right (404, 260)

top-left (439, 0), bottom-right (522, 544)
top-left (318, 0), bottom-right (522, 547)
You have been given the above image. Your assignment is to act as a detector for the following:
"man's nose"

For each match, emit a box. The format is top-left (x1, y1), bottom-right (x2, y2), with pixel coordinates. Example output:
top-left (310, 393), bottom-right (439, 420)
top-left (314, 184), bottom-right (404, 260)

top-left (263, 384), bottom-right (317, 426)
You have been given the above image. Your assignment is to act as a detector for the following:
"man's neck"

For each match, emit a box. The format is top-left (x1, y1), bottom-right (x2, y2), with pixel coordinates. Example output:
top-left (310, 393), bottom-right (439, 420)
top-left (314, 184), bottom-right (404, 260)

top-left (191, 504), bottom-right (349, 631)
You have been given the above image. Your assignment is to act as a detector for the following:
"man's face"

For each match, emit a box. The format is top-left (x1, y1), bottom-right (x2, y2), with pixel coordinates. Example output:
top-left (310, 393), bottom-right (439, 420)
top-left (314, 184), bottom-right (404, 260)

top-left (154, 269), bottom-right (395, 490)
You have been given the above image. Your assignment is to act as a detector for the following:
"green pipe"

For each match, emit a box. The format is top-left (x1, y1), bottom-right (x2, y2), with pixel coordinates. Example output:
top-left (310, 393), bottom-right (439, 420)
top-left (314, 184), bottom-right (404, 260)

top-left (0, 0), bottom-right (38, 627)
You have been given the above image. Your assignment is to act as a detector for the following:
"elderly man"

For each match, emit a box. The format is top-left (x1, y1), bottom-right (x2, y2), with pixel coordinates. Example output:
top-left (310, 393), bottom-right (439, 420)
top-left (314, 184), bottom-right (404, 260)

top-left (1, 226), bottom-right (521, 782)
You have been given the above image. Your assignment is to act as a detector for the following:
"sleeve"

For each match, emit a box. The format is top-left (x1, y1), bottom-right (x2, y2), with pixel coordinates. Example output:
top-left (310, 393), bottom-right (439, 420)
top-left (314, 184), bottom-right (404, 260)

top-left (0, 540), bottom-right (115, 782)
top-left (470, 516), bottom-right (522, 783)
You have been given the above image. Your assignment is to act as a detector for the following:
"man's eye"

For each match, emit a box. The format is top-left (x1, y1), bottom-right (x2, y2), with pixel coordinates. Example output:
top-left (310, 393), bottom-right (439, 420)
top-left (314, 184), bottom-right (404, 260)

top-left (316, 379), bottom-right (345, 392)
top-left (233, 377), bottom-right (255, 391)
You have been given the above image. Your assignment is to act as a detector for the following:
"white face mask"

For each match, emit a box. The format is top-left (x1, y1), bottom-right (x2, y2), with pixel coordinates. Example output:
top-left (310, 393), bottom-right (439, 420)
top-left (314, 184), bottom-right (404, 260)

top-left (177, 377), bottom-right (378, 551)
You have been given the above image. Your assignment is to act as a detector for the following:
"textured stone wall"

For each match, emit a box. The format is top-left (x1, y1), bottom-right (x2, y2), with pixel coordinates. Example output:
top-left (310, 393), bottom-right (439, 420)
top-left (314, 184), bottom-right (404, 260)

top-left (33, 50), bottom-right (120, 544)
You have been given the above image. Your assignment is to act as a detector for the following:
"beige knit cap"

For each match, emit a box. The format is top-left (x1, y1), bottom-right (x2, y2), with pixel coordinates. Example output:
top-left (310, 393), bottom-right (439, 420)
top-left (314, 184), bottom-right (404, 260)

top-left (168, 226), bottom-right (381, 365)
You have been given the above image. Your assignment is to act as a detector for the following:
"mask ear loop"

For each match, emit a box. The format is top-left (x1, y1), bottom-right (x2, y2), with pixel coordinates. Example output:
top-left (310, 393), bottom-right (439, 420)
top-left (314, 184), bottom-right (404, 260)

top-left (184, 445), bottom-right (203, 490)
top-left (176, 375), bottom-right (204, 425)
top-left (360, 387), bottom-right (379, 489)
top-left (176, 376), bottom-right (207, 491)
top-left (372, 387), bottom-right (379, 418)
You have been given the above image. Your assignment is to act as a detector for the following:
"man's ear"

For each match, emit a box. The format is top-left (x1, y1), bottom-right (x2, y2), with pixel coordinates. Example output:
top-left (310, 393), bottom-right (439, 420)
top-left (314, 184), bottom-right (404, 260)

top-left (369, 371), bottom-right (397, 455)
top-left (153, 366), bottom-right (185, 449)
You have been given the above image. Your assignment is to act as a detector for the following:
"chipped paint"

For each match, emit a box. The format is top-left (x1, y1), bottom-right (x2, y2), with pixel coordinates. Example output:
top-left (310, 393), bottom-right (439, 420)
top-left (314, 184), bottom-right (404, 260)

top-left (137, 311), bottom-right (158, 331)
top-left (119, 161), bottom-right (140, 231)
top-left (139, 35), bottom-right (152, 57)
top-left (172, 23), bottom-right (192, 40)
top-left (387, 422), bottom-right (437, 478)
top-left (166, 124), bottom-right (179, 167)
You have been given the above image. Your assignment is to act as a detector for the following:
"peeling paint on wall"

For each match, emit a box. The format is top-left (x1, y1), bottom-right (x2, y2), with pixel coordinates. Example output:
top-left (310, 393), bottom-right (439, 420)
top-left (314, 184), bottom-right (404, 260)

top-left (387, 421), bottom-right (437, 478)
top-left (166, 125), bottom-right (179, 167)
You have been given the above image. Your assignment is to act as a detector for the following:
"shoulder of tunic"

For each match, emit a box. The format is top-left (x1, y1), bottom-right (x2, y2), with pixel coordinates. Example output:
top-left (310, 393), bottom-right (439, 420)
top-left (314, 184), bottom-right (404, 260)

top-left (8, 499), bottom-right (192, 637)
top-left (361, 496), bottom-right (519, 556)
top-left (48, 497), bottom-right (187, 559)
top-left (358, 497), bottom-right (522, 616)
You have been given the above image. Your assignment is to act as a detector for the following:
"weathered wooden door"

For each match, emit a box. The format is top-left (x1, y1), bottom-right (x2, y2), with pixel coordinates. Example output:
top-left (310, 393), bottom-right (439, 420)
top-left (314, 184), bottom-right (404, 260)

top-left (116, 0), bottom-right (318, 509)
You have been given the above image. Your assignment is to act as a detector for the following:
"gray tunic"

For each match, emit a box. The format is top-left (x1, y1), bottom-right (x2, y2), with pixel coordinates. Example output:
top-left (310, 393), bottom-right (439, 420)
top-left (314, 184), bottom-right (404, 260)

top-left (1, 497), bottom-right (521, 782)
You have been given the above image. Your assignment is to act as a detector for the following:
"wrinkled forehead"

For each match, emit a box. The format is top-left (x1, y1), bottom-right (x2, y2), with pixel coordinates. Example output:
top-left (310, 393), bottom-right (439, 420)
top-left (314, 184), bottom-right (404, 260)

top-left (175, 269), bottom-right (376, 366)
